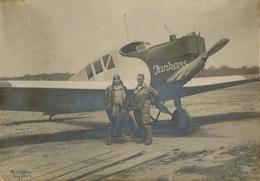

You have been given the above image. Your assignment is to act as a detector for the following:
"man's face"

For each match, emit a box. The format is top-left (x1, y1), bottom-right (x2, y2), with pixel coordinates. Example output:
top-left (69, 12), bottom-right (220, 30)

top-left (137, 75), bottom-right (144, 85)
top-left (113, 76), bottom-right (121, 85)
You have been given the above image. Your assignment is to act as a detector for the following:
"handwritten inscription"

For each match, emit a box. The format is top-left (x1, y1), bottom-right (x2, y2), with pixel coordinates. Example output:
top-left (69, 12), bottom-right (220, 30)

top-left (11, 170), bottom-right (32, 181)
top-left (152, 60), bottom-right (188, 75)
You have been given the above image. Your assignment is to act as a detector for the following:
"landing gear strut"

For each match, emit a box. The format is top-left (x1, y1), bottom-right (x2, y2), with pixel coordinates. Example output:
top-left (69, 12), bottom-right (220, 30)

top-left (48, 114), bottom-right (54, 120)
top-left (172, 96), bottom-right (192, 133)
top-left (151, 109), bottom-right (161, 122)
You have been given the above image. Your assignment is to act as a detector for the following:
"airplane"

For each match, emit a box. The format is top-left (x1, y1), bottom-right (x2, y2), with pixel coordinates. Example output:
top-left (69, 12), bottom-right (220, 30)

top-left (0, 32), bottom-right (258, 134)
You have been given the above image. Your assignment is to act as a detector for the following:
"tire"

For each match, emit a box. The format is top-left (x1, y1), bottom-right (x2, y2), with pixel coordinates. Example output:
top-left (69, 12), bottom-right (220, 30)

top-left (121, 113), bottom-right (136, 139)
top-left (172, 108), bottom-right (191, 131)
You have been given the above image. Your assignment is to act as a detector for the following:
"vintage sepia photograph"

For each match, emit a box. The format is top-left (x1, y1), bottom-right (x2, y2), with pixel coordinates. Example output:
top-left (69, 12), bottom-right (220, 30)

top-left (0, 0), bottom-right (259, 180)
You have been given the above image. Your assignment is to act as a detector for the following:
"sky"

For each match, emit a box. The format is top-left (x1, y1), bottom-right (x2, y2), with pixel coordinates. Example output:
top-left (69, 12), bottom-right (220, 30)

top-left (0, 0), bottom-right (258, 77)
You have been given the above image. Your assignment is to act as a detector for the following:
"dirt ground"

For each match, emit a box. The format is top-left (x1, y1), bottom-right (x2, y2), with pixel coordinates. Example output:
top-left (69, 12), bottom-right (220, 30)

top-left (0, 82), bottom-right (259, 181)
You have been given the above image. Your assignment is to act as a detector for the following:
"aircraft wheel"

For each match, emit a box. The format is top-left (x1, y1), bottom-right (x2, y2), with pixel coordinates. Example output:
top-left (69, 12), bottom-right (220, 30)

top-left (49, 115), bottom-right (54, 120)
top-left (121, 113), bottom-right (136, 140)
top-left (172, 108), bottom-right (191, 132)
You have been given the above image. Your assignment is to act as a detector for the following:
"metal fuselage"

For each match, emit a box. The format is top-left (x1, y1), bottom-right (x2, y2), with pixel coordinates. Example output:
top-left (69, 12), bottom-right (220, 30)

top-left (0, 33), bottom-right (209, 116)
top-left (120, 33), bottom-right (206, 87)
top-left (70, 32), bottom-right (207, 103)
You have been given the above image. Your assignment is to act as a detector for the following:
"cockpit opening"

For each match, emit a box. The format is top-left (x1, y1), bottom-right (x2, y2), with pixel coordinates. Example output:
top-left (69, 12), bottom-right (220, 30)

top-left (120, 41), bottom-right (146, 55)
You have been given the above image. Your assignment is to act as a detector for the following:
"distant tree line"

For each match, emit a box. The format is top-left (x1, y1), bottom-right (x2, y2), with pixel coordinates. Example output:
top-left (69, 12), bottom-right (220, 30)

top-left (0, 73), bottom-right (73, 81)
top-left (0, 66), bottom-right (258, 80)
top-left (197, 65), bottom-right (259, 77)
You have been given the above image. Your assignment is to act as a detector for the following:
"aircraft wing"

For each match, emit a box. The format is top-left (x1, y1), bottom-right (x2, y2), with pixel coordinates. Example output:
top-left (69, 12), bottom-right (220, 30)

top-left (0, 76), bottom-right (258, 114)
top-left (180, 74), bottom-right (259, 97)
top-left (0, 81), bottom-right (136, 115)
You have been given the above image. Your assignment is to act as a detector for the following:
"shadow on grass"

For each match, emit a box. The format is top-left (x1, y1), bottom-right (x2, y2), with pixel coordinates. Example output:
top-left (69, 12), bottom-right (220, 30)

top-left (0, 111), bottom-right (260, 149)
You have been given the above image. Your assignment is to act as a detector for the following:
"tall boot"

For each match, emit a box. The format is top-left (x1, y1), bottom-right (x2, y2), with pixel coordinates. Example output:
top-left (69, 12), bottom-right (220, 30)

top-left (144, 125), bottom-right (152, 146)
top-left (136, 124), bottom-right (145, 144)
top-left (107, 122), bottom-right (112, 145)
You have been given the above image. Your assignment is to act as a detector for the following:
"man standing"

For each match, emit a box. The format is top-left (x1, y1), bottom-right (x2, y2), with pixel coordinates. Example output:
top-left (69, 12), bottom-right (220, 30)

top-left (104, 74), bottom-right (128, 144)
top-left (132, 73), bottom-right (159, 145)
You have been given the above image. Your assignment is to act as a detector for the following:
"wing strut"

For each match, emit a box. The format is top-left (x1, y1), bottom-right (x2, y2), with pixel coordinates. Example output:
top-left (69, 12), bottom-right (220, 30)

top-left (151, 109), bottom-right (161, 122)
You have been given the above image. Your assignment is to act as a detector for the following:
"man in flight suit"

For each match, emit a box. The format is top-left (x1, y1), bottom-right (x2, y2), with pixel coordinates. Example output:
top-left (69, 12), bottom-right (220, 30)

top-left (132, 73), bottom-right (159, 145)
top-left (104, 74), bottom-right (128, 144)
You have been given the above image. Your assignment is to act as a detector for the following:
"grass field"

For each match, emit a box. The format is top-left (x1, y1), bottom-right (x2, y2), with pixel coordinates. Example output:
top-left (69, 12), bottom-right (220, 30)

top-left (0, 82), bottom-right (259, 181)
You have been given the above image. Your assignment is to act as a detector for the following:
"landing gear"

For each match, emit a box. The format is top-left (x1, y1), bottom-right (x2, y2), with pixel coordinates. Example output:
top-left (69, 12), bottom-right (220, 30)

top-left (172, 108), bottom-right (191, 131)
top-left (42, 113), bottom-right (55, 120)
top-left (172, 96), bottom-right (192, 133)
top-left (151, 109), bottom-right (161, 122)
top-left (49, 115), bottom-right (54, 120)
top-left (121, 111), bottom-right (137, 140)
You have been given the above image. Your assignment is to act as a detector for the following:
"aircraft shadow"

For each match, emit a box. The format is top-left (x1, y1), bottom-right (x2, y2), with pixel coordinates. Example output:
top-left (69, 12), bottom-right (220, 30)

top-left (192, 111), bottom-right (260, 126)
top-left (0, 127), bottom-right (108, 149)
top-left (0, 111), bottom-right (259, 149)
top-left (4, 117), bottom-right (82, 125)
top-left (4, 116), bottom-right (107, 127)
top-left (153, 111), bottom-right (260, 137)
